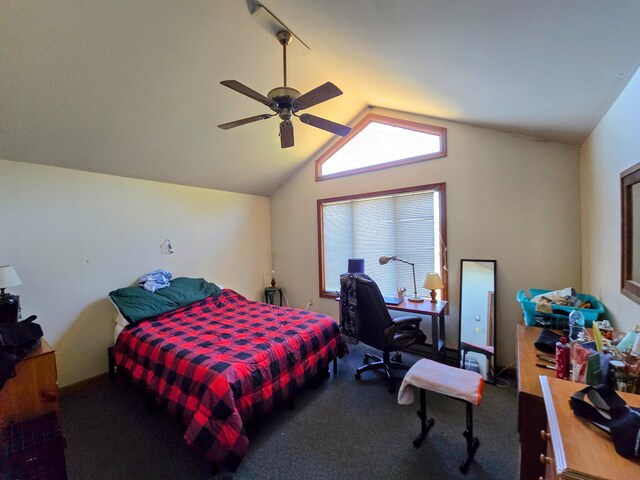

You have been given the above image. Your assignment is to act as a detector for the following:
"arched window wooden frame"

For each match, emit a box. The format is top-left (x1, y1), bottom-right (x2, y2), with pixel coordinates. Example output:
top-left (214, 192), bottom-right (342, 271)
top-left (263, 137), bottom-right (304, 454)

top-left (315, 113), bottom-right (447, 181)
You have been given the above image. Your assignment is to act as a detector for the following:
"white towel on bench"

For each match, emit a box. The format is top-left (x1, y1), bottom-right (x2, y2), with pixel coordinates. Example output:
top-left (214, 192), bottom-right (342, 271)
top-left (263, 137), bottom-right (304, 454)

top-left (398, 359), bottom-right (484, 406)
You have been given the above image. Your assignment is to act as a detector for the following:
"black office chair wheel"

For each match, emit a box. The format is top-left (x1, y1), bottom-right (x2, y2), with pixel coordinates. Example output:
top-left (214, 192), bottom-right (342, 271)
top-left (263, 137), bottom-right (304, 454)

top-left (392, 353), bottom-right (402, 362)
top-left (355, 371), bottom-right (361, 380)
top-left (363, 355), bottom-right (369, 364)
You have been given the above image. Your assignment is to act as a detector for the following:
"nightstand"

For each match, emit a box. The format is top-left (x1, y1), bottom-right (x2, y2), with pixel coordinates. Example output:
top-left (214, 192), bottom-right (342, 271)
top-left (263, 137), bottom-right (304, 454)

top-left (264, 287), bottom-right (283, 306)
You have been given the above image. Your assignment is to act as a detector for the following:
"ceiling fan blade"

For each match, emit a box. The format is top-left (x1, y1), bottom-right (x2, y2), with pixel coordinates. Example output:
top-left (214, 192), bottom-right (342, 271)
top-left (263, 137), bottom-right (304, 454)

top-left (280, 121), bottom-right (294, 148)
top-left (292, 82), bottom-right (343, 110)
top-left (218, 114), bottom-right (273, 130)
top-left (299, 113), bottom-right (351, 136)
top-left (220, 80), bottom-right (277, 109)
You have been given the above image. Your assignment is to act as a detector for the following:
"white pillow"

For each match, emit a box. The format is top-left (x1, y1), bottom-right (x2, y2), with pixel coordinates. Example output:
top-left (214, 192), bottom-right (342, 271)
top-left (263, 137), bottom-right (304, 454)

top-left (109, 297), bottom-right (129, 343)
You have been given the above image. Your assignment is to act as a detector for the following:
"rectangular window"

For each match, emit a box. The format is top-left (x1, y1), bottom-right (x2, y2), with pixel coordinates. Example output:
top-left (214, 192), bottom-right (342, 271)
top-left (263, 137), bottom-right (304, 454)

top-left (318, 183), bottom-right (447, 299)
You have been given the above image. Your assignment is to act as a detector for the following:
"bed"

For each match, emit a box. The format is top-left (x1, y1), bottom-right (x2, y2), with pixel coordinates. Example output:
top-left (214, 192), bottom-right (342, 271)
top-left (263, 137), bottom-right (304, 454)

top-left (110, 278), bottom-right (347, 471)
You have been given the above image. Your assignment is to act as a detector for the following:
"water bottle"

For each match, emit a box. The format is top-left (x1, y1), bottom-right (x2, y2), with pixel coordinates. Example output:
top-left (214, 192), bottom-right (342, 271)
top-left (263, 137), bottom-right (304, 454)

top-left (568, 309), bottom-right (585, 342)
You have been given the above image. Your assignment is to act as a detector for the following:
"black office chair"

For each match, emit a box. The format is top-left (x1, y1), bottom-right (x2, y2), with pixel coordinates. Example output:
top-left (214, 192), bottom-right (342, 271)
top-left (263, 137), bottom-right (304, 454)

top-left (352, 275), bottom-right (426, 392)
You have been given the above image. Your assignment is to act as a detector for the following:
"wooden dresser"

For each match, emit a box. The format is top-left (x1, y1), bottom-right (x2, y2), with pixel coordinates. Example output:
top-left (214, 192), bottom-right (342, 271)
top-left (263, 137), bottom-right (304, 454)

top-left (0, 338), bottom-right (60, 425)
top-left (0, 339), bottom-right (60, 428)
top-left (518, 324), bottom-right (640, 480)
top-left (540, 376), bottom-right (640, 479)
top-left (0, 338), bottom-right (67, 479)
top-left (517, 323), bottom-right (557, 480)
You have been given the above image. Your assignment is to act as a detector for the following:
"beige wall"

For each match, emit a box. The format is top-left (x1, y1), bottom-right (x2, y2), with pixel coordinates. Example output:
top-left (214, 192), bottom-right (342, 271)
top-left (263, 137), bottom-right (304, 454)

top-left (0, 159), bottom-right (271, 386)
top-left (580, 66), bottom-right (640, 331)
top-left (270, 108), bottom-right (580, 368)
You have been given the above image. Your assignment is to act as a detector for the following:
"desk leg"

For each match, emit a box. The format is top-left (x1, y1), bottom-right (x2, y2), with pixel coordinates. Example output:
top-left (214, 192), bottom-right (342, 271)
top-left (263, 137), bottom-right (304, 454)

top-left (431, 314), bottom-right (439, 361)
top-left (431, 313), bottom-right (446, 363)
top-left (438, 312), bottom-right (446, 362)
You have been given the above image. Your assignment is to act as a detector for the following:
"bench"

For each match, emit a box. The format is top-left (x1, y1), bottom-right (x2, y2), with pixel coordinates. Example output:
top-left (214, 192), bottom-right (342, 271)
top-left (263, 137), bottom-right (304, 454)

top-left (398, 358), bottom-right (485, 473)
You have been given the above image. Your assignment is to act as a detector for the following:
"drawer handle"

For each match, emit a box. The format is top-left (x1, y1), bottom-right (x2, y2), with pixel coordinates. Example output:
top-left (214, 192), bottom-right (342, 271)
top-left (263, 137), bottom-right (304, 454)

top-left (40, 391), bottom-right (58, 403)
top-left (540, 429), bottom-right (550, 441)
top-left (539, 454), bottom-right (551, 465)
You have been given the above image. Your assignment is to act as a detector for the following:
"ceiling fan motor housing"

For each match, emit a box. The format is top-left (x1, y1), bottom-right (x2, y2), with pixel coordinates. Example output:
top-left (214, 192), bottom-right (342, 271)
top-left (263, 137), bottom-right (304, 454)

top-left (268, 86), bottom-right (301, 120)
top-left (269, 86), bottom-right (300, 103)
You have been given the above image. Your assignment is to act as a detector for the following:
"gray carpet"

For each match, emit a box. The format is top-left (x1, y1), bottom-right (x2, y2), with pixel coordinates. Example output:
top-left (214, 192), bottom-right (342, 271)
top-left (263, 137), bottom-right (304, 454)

top-left (60, 344), bottom-right (518, 479)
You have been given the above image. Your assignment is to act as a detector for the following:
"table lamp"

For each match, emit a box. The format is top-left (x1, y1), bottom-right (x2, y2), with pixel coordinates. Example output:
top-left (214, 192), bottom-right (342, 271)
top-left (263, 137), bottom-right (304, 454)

top-left (424, 272), bottom-right (444, 303)
top-left (379, 255), bottom-right (423, 303)
top-left (0, 265), bottom-right (22, 323)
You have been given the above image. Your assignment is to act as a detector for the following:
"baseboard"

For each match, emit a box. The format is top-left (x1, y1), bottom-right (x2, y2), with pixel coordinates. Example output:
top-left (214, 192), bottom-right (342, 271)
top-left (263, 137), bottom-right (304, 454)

top-left (496, 363), bottom-right (517, 379)
top-left (403, 344), bottom-right (459, 365)
top-left (59, 372), bottom-right (110, 398)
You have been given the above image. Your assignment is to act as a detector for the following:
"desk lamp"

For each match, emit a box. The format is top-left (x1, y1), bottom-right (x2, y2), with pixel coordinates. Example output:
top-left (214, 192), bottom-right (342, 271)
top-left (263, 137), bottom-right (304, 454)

top-left (0, 265), bottom-right (22, 323)
top-left (424, 272), bottom-right (444, 303)
top-left (379, 255), bottom-right (423, 303)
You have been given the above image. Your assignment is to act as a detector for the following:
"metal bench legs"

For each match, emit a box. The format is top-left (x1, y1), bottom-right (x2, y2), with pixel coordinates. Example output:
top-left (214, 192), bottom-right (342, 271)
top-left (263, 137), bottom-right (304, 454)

top-left (412, 388), bottom-right (480, 474)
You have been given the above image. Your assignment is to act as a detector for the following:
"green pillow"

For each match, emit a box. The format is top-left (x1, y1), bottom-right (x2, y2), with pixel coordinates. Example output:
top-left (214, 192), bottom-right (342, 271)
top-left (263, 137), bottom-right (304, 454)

top-left (154, 277), bottom-right (221, 305)
top-left (109, 277), bottom-right (221, 323)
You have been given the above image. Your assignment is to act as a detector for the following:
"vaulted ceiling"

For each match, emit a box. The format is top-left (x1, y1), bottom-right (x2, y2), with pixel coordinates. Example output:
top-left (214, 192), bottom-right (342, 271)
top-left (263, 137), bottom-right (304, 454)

top-left (2, 1), bottom-right (640, 196)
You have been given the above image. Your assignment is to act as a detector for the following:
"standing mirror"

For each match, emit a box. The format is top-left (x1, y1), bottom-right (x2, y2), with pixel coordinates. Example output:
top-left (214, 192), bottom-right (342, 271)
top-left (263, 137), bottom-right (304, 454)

top-left (458, 259), bottom-right (496, 383)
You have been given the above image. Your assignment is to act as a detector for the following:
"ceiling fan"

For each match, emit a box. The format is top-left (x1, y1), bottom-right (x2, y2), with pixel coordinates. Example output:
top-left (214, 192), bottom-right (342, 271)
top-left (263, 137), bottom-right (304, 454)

top-left (218, 30), bottom-right (351, 148)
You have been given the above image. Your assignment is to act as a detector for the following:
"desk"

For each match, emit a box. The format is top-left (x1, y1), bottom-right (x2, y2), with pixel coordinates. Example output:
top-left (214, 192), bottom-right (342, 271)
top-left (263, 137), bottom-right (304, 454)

top-left (388, 299), bottom-right (448, 362)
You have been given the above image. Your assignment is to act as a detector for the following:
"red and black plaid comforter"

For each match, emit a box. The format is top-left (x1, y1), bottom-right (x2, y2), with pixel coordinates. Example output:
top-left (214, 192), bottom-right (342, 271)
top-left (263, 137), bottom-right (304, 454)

top-left (113, 289), bottom-right (346, 470)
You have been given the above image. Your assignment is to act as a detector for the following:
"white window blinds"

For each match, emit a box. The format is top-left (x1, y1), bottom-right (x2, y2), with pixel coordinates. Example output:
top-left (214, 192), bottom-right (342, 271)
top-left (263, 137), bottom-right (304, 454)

top-left (322, 189), bottom-right (441, 296)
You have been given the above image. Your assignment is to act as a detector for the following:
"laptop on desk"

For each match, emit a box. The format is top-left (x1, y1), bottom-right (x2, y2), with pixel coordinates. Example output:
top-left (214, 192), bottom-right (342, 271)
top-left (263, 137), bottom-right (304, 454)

top-left (383, 295), bottom-right (403, 305)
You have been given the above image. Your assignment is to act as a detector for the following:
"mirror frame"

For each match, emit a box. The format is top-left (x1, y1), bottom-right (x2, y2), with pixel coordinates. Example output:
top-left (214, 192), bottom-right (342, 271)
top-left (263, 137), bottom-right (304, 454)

top-left (458, 259), bottom-right (497, 384)
top-left (621, 161), bottom-right (640, 304)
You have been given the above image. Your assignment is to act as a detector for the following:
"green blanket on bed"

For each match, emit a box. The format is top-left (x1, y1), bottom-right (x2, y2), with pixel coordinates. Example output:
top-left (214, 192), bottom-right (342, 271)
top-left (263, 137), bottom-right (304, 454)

top-left (109, 277), bottom-right (222, 323)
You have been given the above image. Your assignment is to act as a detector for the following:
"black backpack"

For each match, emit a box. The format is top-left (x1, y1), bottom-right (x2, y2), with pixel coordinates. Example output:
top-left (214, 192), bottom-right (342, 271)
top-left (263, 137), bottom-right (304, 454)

top-left (571, 383), bottom-right (640, 458)
top-left (0, 315), bottom-right (43, 389)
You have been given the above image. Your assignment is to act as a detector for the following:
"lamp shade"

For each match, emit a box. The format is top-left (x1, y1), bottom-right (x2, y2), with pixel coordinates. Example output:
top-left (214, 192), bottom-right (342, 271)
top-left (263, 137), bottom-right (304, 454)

top-left (378, 255), bottom-right (395, 265)
top-left (348, 258), bottom-right (365, 273)
top-left (0, 266), bottom-right (22, 289)
top-left (423, 272), bottom-right (444, 290)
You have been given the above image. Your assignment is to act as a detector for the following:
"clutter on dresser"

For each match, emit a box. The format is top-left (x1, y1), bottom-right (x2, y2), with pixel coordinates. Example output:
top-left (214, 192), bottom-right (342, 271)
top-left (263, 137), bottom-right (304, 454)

top-left (533, 315), bottom-right (640, 393)
top-left (0, 315), bottom-right (44, 389)
top-left (570, 383), bottom-right (640, 459)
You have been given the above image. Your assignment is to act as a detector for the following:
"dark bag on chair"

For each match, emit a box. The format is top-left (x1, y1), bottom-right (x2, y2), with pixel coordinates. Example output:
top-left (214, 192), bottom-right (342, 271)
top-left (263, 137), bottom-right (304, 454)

top-left (0, 315), bottom-right (43, 389)
top-left (570, 384), bottom-right (640, 459)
